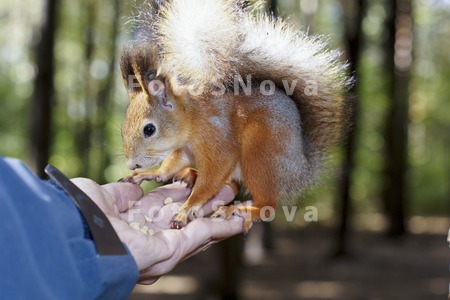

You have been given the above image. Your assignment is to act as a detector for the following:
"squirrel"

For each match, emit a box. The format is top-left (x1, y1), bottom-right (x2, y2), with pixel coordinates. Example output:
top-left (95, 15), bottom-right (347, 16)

top-left (119, 0), bottom-right (352, 233)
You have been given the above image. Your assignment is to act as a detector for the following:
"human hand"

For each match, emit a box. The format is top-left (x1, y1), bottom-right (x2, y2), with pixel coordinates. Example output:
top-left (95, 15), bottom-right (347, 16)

top-left (71, 179), bottom-right (243, 284)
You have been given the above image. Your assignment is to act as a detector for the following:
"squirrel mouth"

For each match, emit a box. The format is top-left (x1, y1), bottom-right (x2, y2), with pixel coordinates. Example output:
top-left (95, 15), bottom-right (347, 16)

top-left (138, 157), bottom-right (163, 169)
top-left (141, 151), bottom-right (171, 169)
top-left (126, 155), bottom-right (164, 170)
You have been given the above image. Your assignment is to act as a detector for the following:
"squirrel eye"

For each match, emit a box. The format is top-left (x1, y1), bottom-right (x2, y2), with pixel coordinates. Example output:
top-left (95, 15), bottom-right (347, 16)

top-left (143, 123), bottom-right (156, 138)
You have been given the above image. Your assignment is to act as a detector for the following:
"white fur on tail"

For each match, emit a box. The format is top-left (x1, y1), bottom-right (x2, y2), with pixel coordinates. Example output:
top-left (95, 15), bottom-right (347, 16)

top-left (156, 0), bottom-right (241, 90)
top-left (141, 0), bottom-right (350, 96)
top-left (239, 14), bottom-right (349, 94)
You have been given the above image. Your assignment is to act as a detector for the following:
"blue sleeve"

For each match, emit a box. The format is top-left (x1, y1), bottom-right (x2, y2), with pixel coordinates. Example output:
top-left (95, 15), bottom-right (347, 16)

top-left (0, 157), bottom-right (139, 300)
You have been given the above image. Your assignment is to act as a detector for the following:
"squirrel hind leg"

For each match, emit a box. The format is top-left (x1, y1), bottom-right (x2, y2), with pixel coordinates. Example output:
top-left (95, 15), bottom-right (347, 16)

top-left (170, 176), bottom-right (241, 230)
top-left (211, 204), bottom-right (272, 235)
top-left (225, 177), bottom-right (241, 196)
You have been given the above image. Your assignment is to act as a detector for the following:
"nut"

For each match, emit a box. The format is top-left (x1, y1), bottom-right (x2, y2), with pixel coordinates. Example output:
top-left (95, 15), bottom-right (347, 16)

top-left (140, 226), bottom-right (149, 234)
top-left (164, 197), bottom-right (173, 205)
top-left (129, 222), bottom-right (141, 230)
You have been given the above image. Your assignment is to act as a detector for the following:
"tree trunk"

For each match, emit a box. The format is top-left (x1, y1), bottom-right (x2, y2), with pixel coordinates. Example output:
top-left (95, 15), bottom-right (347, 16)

top-left (93, 0), bottom-right (120, 182)
top-left (76, 0), bottom-right (97, 177)
top-left (29, 0), bottom-right (59, 178)
top-left (334, 0), bottom-right (365, 256)
top-left (382, 0), bottom-right (412, 237)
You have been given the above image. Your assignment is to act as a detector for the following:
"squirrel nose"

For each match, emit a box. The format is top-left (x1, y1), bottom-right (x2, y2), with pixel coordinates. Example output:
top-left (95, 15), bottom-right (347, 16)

top-left (126, 160), bottom-right (142, 170)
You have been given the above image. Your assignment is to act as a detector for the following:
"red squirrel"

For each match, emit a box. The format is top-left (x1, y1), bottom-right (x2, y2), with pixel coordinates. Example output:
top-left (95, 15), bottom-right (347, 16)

top-left (119, 0), bottom-right (352, 233)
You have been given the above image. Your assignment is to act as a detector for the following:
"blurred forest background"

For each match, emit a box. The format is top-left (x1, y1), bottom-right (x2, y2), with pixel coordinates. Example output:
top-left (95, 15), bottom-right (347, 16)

top-left (1, 0), bottom-right (449, 299)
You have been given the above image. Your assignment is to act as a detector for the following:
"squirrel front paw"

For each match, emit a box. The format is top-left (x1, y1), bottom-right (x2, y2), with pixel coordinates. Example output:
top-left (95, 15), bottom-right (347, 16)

top-left (118, 170), bottom-right (166, 185)
top-left (118, 174), bottom-right (141, 184)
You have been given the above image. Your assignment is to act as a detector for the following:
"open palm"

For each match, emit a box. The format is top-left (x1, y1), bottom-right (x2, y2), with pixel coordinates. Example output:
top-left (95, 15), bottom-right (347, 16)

top-left (71, 178), bottom-right (243, 284)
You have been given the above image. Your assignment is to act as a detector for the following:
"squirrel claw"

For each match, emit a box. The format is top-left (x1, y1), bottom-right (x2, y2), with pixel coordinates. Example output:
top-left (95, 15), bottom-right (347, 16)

top-left (118, 176), bottom-right (136, 183)
top-left (242, 220), bottom-right (253, 236)
top-left (173, 168), bottom-right (198, 189)
top-left (118, 176), bottom-right (142, 185)
top-left (170, 204), bottom-right (202, 229)
top-left (173, 177), bottom-right (193, 189)
top-left (170, 220), bottom-right (183, 230)
top-left (118, 171), bottom-right (162, 185)
top-left (170, 213), bottom-right (187, 230)
top-left (211, 205), bottom-right (253, 235)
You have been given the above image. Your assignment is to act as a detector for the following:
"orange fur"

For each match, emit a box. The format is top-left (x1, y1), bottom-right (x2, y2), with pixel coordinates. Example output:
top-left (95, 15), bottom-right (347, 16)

top-left (119, 0), bottom-right (351, 233)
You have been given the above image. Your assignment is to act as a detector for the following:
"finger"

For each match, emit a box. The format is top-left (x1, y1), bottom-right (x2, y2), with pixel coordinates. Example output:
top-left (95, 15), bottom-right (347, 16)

top-left (198, 185), bottom-right (236, 215)
top-left (127, 216), bottom-right (244, 282)
top-left (123, 202), bottom-right (182, 230)
top-left (71, 178), bottom-right (105, 209)
top-left (145, 202), bottom-right (182, 227)
top-left (138, 186), bottom-right (238, 229)
top-left (71, 178), bottom-right (101, 197)
top-left (138, 182), bottom-right (191, 209)
top-left (125, 183), bottom-right (190, 227)
top-left (179, 217), bottom-right (244, 260)
top-left (193, 216), bottom-right (244, 241)
top-left (144, 184), bottom-right (235, 217)
top-left (102, 182), bottom-right (144, 213)
top-left (139, 185), bottom-right (239, 228)
top-left (138, 277), bottom-right (159, 285)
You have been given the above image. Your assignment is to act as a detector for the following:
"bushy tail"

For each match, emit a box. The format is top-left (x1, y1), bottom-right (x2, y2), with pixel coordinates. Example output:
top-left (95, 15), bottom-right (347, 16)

top-left (237, 14), bottom-right (352, 171)
top-left (129, 0), bottom-right (352, 173)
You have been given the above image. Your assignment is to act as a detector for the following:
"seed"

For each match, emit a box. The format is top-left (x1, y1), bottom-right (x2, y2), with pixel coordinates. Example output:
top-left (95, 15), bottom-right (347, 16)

top-left (147, 229), bottom-right (154, 235)
top-left (164, 197), bottom-right (173, 205)
top-left (140, 226), bottom-right (149, 234)
top-left (129, 222), bottom-right (141, 230)
top-left (145, 216), bottom-right (153, 223)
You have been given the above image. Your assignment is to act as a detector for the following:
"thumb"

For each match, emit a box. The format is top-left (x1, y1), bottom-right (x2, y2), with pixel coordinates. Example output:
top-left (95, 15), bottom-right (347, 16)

top-left (102, 182), bottom-right (144, 212)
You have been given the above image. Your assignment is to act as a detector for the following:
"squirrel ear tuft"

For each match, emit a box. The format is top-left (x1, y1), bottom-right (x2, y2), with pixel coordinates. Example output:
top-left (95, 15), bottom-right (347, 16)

top-left (158, 95), bottom-right (174, 110)
top-left (146, 78), bottom-right (172, 109)
top-left (154, 79), bottom-right (174, 110)
top-left (154, 78), bottom-right (174, 110)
